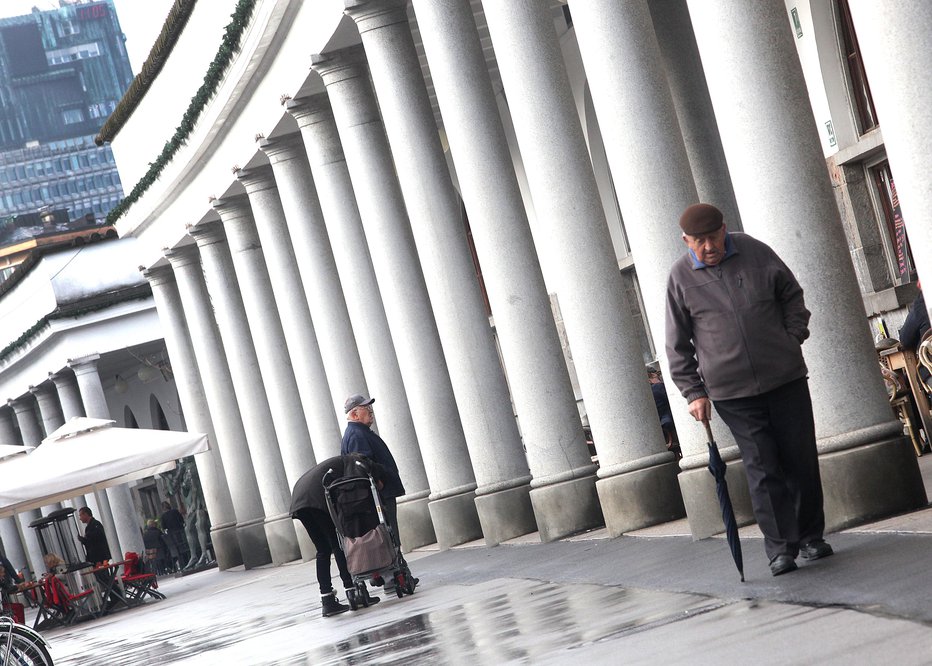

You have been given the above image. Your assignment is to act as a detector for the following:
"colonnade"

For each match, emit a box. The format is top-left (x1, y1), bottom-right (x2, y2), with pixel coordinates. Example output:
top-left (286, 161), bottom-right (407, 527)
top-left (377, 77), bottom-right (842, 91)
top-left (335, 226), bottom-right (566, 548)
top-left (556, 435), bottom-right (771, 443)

top-left (0, 358), bottom-right (145, 577)
top-left (7, 0), bottom-right (924, 573)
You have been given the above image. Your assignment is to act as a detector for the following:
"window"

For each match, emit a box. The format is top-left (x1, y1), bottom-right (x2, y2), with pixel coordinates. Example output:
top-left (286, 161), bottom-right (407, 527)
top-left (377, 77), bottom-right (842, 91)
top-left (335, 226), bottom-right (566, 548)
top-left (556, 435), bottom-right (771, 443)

top-left (836, 0), bottom-right (878, 134)
top-left (63, 108), bottom-right (85, 125)
top-left (58, 20), bottom-right (79, 37)
top-left (869, 159), bottom-right (914, 285)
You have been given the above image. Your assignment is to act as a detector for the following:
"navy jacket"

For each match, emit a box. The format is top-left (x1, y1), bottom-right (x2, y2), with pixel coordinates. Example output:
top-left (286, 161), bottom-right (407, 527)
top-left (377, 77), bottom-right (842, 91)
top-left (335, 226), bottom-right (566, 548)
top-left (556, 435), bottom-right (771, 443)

top-left (340, 422), bottom-right (405, 499)
top-left (899, 291), bottom-right (929, 352)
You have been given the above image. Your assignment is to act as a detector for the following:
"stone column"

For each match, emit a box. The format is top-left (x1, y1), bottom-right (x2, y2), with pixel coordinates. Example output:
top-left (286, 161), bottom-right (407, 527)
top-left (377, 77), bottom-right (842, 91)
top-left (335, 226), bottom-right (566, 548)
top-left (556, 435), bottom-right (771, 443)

top-left (164, 243), bottom-right (272, 568)
top-left (209, 194), bottom-right (317, 561)
top-left (481, 0), bottom-right (668, 520)
top-left (29, 383), bottom-right (65, 512)
top-left (8, 397), bottom-right (49, 578)
top-left (232, 169), bottom-right (344, 460)
top-left (0, 407), bottom-right (28, 572)
top-left (848, 2), bottom-right (932, 296)
top-left (50, 371), bottom-right (84, 422)
top-left (143, 264), bottom-right (242, 569)
top-left (259, 134), bottom-right (370, 432)
top-left (70, 354), bottom-right (147, 557)
top-left (287, 94), bottom-right (435, 551)
top-left (186, 220), bottom-right (300, 564)
top-left (0, 406), bottom-right (18, 445)
top-left (572, 0), bottom-right (748, 535)
top-left (686, 0), bottom-right (926, 525)
top-left (30, 383), bottom-right (65, 436)
top-left (345, 0), bottom-right (540, 545)
top-left (312, 45), bottom-right (482, 549)
top-left (49, 370), bottom-right (94, 510)
top-left (0, 517), bottom-right (27, 573)
top-left (646, 0), bottom-right (741, 229)
top-left (409, 0), bottom-right (602, 542)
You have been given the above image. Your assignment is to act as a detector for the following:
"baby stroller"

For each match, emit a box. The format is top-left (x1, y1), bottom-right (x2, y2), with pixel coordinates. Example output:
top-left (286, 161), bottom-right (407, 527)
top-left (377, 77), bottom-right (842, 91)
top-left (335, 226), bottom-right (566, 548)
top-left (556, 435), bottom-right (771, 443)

top-left (323, 460), bottom-right (416, 608)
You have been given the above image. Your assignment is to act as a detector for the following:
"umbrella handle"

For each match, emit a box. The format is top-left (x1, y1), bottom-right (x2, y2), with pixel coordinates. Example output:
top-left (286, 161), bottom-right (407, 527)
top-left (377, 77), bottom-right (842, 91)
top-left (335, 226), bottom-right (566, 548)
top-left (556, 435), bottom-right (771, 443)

top-left (701, 419), bottom-right (714, 443)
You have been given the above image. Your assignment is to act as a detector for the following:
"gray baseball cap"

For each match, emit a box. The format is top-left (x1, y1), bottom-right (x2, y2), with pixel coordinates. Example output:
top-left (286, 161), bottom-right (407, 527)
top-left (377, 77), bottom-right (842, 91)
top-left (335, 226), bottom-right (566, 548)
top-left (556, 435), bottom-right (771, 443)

top-left (344, 394), bottom-right (375, 413)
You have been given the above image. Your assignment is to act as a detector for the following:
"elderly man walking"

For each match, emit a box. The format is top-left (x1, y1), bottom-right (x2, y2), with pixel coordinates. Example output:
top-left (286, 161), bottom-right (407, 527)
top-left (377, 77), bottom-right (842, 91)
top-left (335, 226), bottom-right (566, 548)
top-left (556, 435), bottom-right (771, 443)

top-left (665, 203), bottom-right (833, 577)
top-left (341, 394), bottom-right (406, 547)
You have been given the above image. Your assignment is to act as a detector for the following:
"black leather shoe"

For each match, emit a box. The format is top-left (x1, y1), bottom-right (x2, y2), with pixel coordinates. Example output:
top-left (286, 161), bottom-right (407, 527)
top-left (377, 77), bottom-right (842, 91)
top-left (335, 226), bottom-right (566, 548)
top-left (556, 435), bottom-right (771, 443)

top-left (769, 554), bottom-right (798, 576)
top-left (800, 539), bottom-right (834, 561)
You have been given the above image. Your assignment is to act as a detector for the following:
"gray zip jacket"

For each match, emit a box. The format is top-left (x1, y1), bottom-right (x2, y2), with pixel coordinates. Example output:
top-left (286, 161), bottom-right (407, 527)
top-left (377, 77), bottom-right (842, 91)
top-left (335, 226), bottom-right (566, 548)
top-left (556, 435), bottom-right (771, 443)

top-left (665, 232), bottom-right (810, 402)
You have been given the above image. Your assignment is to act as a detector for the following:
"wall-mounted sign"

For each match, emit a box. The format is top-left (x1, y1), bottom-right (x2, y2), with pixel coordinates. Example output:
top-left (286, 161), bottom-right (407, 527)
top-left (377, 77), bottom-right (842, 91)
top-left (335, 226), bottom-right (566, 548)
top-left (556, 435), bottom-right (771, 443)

top-left (791, 8), bottom-right (803, 38)
top-left (825, 120), bottom-right (836, 147)
top-left (77, 4), bottom-right (108, 21)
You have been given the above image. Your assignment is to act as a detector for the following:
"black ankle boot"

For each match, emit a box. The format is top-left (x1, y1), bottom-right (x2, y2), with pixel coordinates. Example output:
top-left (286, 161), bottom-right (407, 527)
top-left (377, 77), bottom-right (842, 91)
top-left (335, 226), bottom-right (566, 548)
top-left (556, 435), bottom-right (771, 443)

top-left (360, 585), bottom-right (380, 606)
top-left (321, 591), bottom-right (350, 617)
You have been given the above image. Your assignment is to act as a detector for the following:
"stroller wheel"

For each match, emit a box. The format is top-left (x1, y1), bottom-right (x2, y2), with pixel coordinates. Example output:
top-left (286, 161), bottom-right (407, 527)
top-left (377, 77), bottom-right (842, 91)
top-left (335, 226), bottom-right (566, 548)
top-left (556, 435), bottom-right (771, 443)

top-left (394, 572), bottom-right (406, 598)
top-left (346, 588), bottom-right (358, 611)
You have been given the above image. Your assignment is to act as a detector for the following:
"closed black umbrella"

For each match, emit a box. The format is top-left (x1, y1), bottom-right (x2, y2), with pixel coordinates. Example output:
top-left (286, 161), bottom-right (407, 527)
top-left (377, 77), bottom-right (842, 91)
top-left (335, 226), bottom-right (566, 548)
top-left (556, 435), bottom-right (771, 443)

top-left (703, 420), bottom-right (744, 582)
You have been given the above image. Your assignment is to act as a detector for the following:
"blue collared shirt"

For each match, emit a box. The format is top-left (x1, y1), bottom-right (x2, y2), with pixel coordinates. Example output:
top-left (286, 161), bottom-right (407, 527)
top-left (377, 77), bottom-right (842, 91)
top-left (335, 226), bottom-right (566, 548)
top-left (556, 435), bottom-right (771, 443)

top-left (689, 232), bottom-right (737, 269)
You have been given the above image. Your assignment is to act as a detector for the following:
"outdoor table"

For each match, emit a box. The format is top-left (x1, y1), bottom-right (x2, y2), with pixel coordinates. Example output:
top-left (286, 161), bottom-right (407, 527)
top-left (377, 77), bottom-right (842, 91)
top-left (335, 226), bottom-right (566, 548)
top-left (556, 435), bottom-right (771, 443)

top-left (81, 560), bottom-right (131, 617)
top-left (17, 581), bottom-right (45, 629)
top-left (14, 580), bottom-right (39, 608)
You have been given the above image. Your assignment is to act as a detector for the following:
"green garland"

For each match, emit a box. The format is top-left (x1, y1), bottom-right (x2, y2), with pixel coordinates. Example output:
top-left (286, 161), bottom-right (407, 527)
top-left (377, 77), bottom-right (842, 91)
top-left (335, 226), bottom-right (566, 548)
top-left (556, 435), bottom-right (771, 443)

top-left (96, 0), bottom-right (198, 146)
top-left (104, 0), bottom-right (258, 226)
top-left (0, 289), bottom-right (152, 363)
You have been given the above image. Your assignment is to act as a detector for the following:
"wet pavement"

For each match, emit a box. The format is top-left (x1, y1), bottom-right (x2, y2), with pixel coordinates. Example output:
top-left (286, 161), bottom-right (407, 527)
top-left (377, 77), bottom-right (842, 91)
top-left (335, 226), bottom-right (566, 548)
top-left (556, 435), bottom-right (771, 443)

top-left (25, 456), bottom-right (932, 664)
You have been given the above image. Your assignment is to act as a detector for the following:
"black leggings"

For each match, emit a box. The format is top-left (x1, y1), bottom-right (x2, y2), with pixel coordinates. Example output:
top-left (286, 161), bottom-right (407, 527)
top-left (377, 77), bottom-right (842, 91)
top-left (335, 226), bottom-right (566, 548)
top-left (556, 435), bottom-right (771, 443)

top-left (296, 509), bottom-right (353, 595)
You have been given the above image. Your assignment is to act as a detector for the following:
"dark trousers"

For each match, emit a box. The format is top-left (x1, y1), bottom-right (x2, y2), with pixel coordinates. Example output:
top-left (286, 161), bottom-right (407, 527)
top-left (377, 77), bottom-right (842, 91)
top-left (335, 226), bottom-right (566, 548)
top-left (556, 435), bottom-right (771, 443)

top-left (713, 377), bottom-right (825, 561)
top-left (296, 508), bottom-right (353, 595)
top-left (382, 496), bottom-right (400, 548)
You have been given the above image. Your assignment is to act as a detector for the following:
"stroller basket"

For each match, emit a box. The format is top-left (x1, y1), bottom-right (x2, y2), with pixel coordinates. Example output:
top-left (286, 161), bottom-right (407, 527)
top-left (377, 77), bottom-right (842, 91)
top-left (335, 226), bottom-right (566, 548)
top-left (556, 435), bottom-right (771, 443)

top-left (324, 466), bottom-right (398, 577)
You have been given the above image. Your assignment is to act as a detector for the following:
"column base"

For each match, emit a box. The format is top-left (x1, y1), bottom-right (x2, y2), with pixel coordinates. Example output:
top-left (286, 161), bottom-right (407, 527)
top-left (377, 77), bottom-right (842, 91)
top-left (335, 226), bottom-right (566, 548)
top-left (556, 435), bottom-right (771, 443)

top-left (264, 514), bottom-right (302, 565)
top-left (678, 457), bottom-right (755, 539)
top-left (209, 523), bottom-right (243, 570)
top-left (474, 483), bottom-right (538, 547)
top-left (428, 490), bottom-right (484, 550)
top-left (530, 474), bottom-right (603, 542)
top-left (821, 435), bottom-right (927, 531)
top-left (236, 518), bottom-right (273, 569)
top-left (596, 461), bottom-right (686, 537)
top-left (397, 496), bottom-right (436, 553)
top-left (295, 523), bottom-right (316, 562)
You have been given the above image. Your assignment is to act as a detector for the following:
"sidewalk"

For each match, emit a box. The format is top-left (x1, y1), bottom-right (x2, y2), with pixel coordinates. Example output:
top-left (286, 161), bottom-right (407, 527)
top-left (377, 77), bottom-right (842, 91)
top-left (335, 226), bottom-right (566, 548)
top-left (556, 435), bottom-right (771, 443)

top-left (33, 455), bottom-right (932, 665)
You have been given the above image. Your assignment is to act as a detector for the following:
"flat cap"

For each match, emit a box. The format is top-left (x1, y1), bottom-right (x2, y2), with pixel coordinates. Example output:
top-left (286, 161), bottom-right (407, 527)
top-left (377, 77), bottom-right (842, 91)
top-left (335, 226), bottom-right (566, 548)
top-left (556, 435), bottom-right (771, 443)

top-left (679, 203), bottom-right (723, 236)
top-left (344, 393), bottom-right (374, 413)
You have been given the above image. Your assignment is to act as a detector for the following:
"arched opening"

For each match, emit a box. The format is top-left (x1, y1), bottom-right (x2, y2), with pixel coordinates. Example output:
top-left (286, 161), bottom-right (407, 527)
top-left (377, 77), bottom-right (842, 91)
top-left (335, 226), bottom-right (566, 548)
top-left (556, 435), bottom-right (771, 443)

top-left (124, 406), bottom-right (138, 429)
top-left (150, 395), bottom-right (170, 431)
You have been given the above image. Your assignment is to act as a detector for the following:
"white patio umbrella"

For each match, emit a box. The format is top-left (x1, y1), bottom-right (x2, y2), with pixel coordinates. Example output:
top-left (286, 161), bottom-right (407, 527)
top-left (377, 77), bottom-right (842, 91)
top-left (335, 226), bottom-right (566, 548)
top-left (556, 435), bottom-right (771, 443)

top-left (0, 417), bottom-right (209, 518)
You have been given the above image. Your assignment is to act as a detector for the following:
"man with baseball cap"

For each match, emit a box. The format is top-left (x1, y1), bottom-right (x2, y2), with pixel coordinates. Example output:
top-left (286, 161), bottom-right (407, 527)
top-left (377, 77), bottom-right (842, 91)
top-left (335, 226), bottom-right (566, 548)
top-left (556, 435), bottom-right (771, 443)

top-left (341, 394), bottom-right (406, 548)
top-left (665, 204), bottom-right (832, 577)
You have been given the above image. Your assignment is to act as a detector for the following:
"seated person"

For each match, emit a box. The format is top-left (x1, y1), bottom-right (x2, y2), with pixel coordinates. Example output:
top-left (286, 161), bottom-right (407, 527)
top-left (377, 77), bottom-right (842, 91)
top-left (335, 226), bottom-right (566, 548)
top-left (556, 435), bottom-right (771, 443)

top-left (0, 564), bottom-right (23, 596)
top-left (899, 282), bottom-right (931, 387)
top-left (43, 553), bottom-right (67, 575)
top-left (0, 553), bottom-right (17, 587)
top-left (649, 368), bottom-right (681, 458)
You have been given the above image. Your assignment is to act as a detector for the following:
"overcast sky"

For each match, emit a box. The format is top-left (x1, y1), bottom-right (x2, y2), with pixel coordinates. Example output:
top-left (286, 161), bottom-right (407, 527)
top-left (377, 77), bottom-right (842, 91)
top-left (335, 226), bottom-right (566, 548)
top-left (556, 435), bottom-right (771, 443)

top-left (0, 0), bottom-right (175, 73)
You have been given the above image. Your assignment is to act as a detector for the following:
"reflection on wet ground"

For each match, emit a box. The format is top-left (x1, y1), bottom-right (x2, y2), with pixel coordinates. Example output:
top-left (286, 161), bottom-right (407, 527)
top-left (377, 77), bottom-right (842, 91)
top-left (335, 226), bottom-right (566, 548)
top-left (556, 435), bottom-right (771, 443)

top-left (297, 583), bottom-right (723, 665)
top-left (46, 572), bottom-right (722, 665)
top-left (37, 545), bottom-right (932, 665)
